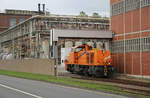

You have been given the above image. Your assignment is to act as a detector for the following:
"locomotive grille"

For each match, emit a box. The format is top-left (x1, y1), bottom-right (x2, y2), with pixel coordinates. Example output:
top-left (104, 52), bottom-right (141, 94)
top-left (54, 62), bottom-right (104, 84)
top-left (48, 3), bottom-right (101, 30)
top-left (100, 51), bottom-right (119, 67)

top-left (86, 52), bottom-right (94, 64)
top-left (90, 53), bottom-right (94, 64)
top-left (86, 53), bottom-right (89, 64)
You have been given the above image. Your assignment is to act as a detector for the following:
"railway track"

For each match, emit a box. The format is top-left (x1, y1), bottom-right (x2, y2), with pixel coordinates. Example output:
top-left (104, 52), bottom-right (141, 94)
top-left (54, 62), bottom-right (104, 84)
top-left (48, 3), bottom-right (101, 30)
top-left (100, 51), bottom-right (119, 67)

top-left (60, 73), bottom-right (150, 96)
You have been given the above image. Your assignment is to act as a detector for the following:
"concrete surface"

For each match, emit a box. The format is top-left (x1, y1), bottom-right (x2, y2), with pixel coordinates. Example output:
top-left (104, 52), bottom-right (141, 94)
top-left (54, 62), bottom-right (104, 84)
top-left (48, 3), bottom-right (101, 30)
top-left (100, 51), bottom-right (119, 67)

top-left (0, 59), bottom-right (55, 75)
top-left (0, 75), bottom-right (128, 98)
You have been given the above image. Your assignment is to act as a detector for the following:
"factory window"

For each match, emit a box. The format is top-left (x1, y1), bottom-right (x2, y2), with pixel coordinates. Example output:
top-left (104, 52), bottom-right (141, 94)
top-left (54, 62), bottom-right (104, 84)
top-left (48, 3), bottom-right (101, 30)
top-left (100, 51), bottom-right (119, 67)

top-left (126, 40), bottom-right (131, 51)
top-left (143, 38), bottom-right (146, 50)
top-left (133, 39), bottom-right (136, 51)
top-left (135, 0), bottom-right (140, 9)
top-left (125, 0), bottom-right (131, 11)
top-left (137, 39), bottom-right (140, 51)
top-left (10, 18), bottom-right (16, 27)
top-left (117, 41), bottom-right (119, 52)
top-left (143, 37), bottom-right (150, 50)
top-left (118, 2), bottom-right (124, 14)
top-left (121, 41), bottom-right (123, 52)
top-left (120, 2), bottom-right (124, 13)
top-left (119, 41), bottom-right (121, 52)
top-left (111, 1), bottom-right (125, 16)
top-left (115, 41), bottom-right (118, 53)
top-left (135, 39), bottom-right (138, 51)
top-left (146, 0), bottom-right (149, 5)
top-left (130, 40), bottom-right (133, 51)
top-left (130, 39), bottom-right (133, 51)
top-left (141, 0), bottom-right (150, 7)
top-left (141, 38), bottom-right (144, 50)
top-left (112, 41), bottom-right (115, 53)
top-left (121, 41), bottom-right (124, 52)
top-left (148, 37), bottom-right (150, 50)
top-left (112, 37), bottom-right (150, 53)
top-left (111, 0), bottom-right (150, 16)
top-left (141, 0), bottom-right (144, 7)
top-left (125, 40), bottom-right (128, 51)
top-left (19, 18), bottom-right (26, 23)
top-left (128, 40), bottom-right (131, 51)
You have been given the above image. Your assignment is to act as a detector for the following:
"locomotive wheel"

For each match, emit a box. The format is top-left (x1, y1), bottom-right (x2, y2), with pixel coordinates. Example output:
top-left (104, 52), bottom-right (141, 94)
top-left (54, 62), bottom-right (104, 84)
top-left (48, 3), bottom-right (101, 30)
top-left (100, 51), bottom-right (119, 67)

top-left (83, 71), bottom-right (89, 76)
top-left (67, 64), bottom-right (115, 77)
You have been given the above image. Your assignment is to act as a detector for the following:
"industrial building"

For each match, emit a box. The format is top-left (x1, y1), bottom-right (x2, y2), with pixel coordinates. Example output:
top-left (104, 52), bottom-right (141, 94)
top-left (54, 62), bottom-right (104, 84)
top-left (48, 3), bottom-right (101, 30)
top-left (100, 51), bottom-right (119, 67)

top-left (111, 0), bottom-right (150, 76)
top-left (1, 0), bottom-right (150, 77)
top-left (0, 4), bottom-right (49, 32)
top-left (0, 14), bottom-right (112, 69)
top-left (0, 9), bottom-right (36, 32)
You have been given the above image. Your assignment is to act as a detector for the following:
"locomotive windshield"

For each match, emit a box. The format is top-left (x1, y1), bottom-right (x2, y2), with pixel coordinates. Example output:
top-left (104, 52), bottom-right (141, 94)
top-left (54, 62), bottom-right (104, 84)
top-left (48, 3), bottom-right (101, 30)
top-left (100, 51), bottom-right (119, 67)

top-left (71, 47), bottom-right (85, 52)
top-left (71, 45), bottom-right (93, 52)
top-left (75, 48), bottom-right (84, 52)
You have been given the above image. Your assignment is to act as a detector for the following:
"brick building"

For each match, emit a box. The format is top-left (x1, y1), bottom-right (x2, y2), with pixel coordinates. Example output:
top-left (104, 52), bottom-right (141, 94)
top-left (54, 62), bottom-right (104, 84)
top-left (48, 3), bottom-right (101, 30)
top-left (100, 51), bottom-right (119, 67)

top-left (111, 0), bottom-right (150, 77)
top-left (0, 9), bottom-right (41, 32)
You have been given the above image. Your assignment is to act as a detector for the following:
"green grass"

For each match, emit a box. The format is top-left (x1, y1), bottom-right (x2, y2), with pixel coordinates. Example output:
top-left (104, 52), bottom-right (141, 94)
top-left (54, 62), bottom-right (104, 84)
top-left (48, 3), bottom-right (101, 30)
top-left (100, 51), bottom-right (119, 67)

top-left (0, 69), bottom-right (149, 98)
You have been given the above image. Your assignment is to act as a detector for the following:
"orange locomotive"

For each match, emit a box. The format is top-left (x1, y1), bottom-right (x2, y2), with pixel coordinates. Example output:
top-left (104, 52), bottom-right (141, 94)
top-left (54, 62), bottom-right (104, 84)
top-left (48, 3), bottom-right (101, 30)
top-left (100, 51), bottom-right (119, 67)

top-left (65, 45), bottom-right (115, 77)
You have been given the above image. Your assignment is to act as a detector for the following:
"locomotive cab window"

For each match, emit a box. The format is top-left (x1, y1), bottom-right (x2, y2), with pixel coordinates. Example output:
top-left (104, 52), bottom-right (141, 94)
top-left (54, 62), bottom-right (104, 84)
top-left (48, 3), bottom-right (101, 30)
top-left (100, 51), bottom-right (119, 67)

top-left (75, 48), bottom-right (85, 52)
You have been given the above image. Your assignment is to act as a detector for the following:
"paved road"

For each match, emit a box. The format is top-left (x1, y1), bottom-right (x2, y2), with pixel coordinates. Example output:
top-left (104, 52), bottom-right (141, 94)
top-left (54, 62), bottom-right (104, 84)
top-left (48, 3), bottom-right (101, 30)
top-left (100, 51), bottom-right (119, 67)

top-left (0, 75), bottom-right (128, 98)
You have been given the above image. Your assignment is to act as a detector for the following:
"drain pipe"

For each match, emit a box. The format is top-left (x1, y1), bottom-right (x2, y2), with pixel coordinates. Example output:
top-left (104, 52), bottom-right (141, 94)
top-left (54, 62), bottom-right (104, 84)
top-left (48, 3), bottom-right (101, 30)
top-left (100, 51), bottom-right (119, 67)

top-left (139, 0), bottom-right (143, 76)
top-left (123, 0), bottom-right (126, 74)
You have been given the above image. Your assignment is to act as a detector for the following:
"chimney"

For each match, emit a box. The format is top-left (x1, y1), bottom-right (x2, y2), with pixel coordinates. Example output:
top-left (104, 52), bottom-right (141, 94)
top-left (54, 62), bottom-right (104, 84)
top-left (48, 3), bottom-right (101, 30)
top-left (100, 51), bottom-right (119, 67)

top-left (38, 3), bottom-right (41, 13)
top-left (43, 4), bottom-right (45, 13)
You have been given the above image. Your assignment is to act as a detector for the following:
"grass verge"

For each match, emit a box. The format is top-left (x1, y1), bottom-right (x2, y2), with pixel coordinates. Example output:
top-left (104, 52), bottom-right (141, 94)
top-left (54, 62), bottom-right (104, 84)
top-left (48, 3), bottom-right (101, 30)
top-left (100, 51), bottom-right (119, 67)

top-left (0, 70), bottom-right (149, 98)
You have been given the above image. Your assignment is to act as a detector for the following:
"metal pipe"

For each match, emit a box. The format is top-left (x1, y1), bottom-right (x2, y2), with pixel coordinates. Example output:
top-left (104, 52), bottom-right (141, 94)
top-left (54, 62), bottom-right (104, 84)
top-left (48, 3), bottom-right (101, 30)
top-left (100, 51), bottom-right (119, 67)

top-left (29, 21), bottom-right (33, 58)
top-left (131, 2), bottom-right (134, 75)
top-left (43, 4), bottom-right (45, 14)
top-left (123, 0), bottom-right (126, 74)
top-left (149, 1), bottom-right (150, 30)
top-left (131, 53), bottom-right (134, 74)
top-left (12, 32), bottom-right (15, 59)
top-left (139, 0), bottom-right (143, 76)
top-left (38, 3), bottom-right (41, 13)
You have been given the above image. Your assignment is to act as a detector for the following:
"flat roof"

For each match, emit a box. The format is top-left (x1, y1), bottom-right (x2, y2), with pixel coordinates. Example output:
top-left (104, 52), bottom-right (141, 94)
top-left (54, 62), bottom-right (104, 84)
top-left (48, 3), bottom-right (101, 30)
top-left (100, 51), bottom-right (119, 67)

top-left (52, 29), bottom-right (112, 41)
top-left (0, 15), bottom-right (110, 35)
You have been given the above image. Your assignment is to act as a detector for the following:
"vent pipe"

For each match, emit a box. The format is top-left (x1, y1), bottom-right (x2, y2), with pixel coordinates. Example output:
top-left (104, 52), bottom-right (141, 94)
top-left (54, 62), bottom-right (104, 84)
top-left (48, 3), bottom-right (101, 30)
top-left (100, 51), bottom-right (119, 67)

top-left (38, 3), bottom-right (41, 13)
top-left (43, 4), bottom-right (45, 13)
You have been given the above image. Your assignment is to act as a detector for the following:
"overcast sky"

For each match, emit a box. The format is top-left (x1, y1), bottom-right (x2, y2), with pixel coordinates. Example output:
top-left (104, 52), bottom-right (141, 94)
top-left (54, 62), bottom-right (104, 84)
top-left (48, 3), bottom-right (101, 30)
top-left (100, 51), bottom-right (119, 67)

top-left (0, 0), bottom-right (110, 17)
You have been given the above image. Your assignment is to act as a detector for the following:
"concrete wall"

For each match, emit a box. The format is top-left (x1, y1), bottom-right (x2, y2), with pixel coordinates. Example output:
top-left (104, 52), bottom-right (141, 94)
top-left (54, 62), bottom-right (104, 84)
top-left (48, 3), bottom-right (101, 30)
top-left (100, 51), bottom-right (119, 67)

top-left (0, 59), bottom-right (55, 76)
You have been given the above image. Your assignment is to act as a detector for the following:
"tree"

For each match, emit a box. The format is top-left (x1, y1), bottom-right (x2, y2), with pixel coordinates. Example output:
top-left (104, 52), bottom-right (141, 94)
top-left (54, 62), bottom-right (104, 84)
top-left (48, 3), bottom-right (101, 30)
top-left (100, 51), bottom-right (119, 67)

top-left (92, 12), bottom-right (101, 18)
top-left (79, 11), bottom-right (88, 17)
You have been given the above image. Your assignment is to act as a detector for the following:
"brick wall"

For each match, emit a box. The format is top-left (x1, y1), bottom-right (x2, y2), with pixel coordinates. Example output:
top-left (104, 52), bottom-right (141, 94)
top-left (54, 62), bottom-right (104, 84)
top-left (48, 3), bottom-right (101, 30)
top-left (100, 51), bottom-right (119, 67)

top-left (0, 13), bottom-right (31, 32)
top-left (110, 0), bottom-right (123, 5)
top-left (111, 0), bottom-right (150, 76)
